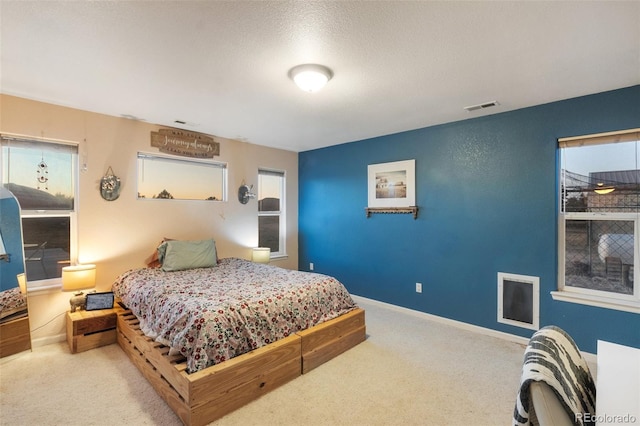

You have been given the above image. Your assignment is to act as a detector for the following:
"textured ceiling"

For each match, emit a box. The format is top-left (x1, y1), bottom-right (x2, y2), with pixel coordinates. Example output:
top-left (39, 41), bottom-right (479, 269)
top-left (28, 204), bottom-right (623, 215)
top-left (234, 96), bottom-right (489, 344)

top-left (1, 1), bottom-right (639, 152)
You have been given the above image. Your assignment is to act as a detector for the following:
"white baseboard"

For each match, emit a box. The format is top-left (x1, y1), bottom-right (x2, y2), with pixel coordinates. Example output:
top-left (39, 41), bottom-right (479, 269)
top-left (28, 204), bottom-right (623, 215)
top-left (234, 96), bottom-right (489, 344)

top-left (351, 294), bottom-right (597, 365)
top-left (31, 333), bottom-right (66, 348)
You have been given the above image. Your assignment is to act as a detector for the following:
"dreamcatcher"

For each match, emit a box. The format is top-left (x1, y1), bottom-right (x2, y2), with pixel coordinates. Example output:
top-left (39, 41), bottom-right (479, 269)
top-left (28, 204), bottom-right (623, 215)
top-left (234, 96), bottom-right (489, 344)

top-left (37, 154), bottom-right (48, 190)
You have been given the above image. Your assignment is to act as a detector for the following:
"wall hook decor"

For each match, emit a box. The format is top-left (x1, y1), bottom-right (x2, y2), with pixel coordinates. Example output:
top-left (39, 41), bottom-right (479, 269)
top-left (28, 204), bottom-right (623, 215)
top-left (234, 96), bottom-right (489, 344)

top-left (238, 183), bottom-right (256, 204)
top-left (100, 166), bottom-right (121, 201)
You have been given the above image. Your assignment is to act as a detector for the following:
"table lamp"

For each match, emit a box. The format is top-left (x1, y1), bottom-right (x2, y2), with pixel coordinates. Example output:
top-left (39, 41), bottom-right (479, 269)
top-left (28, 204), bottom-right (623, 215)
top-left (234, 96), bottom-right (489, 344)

top-left (251, 247), bottom-right (270, 264)
top-left (62, 264), bottom-right (96, 312)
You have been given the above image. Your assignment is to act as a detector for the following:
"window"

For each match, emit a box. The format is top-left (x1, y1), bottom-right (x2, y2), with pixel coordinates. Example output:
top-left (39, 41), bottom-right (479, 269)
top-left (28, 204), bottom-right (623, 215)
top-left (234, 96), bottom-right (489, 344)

top-left (137, 152), bottom-right (227, 201)
top-left (258, 169), bottom-right (285, 258)
top-left (1, 135), bottom-right (77, 284)
top-left (556, 129), bottom-right (640, 313)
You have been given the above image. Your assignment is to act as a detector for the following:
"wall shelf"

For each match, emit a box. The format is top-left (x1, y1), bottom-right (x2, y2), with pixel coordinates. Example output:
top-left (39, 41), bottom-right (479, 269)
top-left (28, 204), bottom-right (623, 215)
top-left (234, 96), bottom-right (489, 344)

top-left (365, 206), bottom-right (418, 219)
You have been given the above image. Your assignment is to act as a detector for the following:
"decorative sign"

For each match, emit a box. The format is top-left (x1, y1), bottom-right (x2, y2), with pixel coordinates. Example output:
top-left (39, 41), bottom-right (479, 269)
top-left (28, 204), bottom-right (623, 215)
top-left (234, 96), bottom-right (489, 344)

top-left (150, 128), bottom-right (220, 158)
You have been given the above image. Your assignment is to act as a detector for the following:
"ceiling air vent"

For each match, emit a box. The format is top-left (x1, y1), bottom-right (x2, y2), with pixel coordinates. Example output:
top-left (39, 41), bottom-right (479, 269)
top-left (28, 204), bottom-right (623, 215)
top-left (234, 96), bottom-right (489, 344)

top-left (174, 120), bottom-right (199, 127)
top-left (464, 101), bottom-right (499, 112)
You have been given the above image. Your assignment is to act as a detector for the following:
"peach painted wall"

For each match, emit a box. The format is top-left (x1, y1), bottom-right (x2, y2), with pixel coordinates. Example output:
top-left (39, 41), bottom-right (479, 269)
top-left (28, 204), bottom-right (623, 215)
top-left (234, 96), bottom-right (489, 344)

top-left (0, 94), bottom-right (298, 345)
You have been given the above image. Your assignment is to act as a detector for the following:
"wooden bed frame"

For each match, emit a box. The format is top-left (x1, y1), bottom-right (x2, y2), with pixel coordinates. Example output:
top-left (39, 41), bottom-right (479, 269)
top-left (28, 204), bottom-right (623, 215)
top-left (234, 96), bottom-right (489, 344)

top-left (116, 307), bottom-right (365, 426)
top-left (0, 316), bottom-right (31, 358)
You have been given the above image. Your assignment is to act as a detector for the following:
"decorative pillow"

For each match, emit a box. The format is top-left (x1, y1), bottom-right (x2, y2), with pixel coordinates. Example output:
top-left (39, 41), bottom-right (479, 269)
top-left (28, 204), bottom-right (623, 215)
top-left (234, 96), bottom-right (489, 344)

top-left (144, 237), bottom-right (173, 268)
top-left (159, 239), bottom-right (218, 272)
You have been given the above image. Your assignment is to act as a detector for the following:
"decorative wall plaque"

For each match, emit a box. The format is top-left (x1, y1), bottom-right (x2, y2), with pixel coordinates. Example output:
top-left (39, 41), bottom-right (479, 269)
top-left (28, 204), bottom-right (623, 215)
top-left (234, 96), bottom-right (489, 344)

top-left (100, 166), bottom-right (121, 201)
top-left (150, 128), bottom-right (220, 158)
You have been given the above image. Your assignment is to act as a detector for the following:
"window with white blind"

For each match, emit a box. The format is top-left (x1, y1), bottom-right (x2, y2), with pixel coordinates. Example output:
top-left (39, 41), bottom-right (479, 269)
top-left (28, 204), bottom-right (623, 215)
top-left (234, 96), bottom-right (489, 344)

top-left (555, 128), bottom-right (640, 313)
top-left (1, 135), bottom-right (78, 285)
top-left (258, 169), bottom-right (285, 258)
top-left (137, 152), bottom-right (227, 201)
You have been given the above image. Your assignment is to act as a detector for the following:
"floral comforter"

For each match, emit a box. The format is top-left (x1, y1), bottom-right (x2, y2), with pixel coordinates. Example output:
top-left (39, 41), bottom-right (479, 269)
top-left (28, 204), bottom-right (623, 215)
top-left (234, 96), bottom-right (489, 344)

top-left (0, 287), bottom-right (28, 322)
top-left (112, 258), bottom-right (357, 373)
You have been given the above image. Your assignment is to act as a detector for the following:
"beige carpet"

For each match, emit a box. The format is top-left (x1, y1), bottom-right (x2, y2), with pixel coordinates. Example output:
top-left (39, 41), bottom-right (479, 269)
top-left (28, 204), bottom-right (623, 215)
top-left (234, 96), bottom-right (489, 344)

top-left (1, 297), bottom-right (530, 426)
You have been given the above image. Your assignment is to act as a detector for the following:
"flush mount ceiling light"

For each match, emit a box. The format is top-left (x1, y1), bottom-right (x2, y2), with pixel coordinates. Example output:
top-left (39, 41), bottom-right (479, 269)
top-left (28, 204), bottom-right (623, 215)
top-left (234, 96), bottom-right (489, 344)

top-left (288, 64), bottom-right (333, 93)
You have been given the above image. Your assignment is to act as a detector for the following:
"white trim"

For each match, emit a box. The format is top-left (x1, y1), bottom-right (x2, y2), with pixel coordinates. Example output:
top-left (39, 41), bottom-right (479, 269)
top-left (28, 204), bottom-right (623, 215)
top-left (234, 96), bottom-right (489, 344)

top-left (269, 254), bottom-right (288, 261)
top-left (558, 134), bottom-right (640, 309)
top-left (258, 168), bottom-right (286, 258)
top-left (25, 281), bottom-right (62, 294)
top-left (497, 272), bottom-right (540, 330)
top-left (136, 151), bottom-right (228, 202)
top-left (351, 294), bottom-right (597, 365)
top-left (351, 295), bottom-right (530, 346)
top-left (557, 215), bottom-right (640, 308)
top-left (551, 290), bottom-right (640, 314)
top-left (558, 128), bottom-right (640, 148)
top-left (31, 333), bottom-right (66, 348)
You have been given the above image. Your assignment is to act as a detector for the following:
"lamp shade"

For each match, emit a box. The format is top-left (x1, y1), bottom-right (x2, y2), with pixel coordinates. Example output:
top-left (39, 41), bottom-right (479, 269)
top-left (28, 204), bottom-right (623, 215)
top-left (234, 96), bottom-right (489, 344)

top-left (252, 247), bottom-right (271, 264)
top-left (16, 273), bottom-right (26, 295)
top-left (61, 264), bottom-right (96, 292)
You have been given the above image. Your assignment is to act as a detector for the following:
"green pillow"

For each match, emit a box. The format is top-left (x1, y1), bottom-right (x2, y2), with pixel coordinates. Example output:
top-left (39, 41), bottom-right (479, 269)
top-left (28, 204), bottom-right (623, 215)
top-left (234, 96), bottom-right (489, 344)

top-left (159, 239), bottom-right (217, 272)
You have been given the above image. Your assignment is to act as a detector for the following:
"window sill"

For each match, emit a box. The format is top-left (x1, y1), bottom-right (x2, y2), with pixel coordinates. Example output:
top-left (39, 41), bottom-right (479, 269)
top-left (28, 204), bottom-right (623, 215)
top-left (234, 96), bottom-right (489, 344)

top-left (551, 291), bottom-right (640, 314)
top-left (26, 278), bottom-right (63, 295)
top-left (270, 254), bottom-right (288, 261)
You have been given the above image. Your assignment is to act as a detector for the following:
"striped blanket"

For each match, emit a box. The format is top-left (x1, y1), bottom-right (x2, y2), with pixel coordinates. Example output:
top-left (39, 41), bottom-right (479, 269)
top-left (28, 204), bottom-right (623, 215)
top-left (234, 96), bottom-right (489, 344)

top-left (514, 326), bottom-right (596, 426)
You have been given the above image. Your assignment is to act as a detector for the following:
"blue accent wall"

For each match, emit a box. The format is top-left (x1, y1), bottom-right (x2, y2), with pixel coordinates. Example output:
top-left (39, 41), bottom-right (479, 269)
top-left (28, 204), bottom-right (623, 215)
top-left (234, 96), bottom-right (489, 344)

top-left (0, 191), bottom-right (25, 292)
top-left (299, 85), bottom-right (640, 352)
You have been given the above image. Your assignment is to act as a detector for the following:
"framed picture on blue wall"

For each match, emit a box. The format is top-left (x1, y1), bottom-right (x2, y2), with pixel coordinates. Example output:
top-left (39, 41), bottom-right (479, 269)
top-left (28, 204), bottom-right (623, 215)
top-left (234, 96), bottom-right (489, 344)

top-left (367, 159), bottom-right (415, 208)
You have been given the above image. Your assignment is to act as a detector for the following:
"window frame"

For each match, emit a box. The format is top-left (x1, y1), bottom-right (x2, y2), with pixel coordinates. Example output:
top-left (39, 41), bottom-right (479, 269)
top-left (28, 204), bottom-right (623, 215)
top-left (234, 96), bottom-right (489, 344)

top-left (258, 168), bottom-right (286, 259)
top-left (554, 128), bottom-right (640, 313)
top-left (1, 134), bottom-right (79, 290)
top-left (136, 151), bottom-right (228, 201)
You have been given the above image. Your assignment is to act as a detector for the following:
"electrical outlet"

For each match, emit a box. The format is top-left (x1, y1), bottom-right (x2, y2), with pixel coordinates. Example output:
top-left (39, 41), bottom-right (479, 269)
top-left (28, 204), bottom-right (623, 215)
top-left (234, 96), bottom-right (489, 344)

top-left (416, 282), bottom-right (422, 293)
top-left (310, 263), bottom-right (314, 271)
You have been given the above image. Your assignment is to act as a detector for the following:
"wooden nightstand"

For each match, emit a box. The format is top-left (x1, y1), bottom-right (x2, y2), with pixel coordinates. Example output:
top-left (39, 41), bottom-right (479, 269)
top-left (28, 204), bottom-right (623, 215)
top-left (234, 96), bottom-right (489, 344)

top-left (66, 307), bottom-right (121, 353)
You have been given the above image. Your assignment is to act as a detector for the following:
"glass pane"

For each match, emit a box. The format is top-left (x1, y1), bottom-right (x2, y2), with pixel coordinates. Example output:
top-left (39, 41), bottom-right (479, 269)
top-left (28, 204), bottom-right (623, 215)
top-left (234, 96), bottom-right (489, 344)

top-left (2, 141), bottom-right (75, 210)
top-left (562, 140), bottom-right (639, 213)
top-left (22, 217), bottom-right (70, 281)
top-left (258, 216), bottom-right (279, 252)
top-left (137, 154), bottom-right (225, 201)
top-left (565, 219), bottom-right (634, 295)
top-left (258, 173), bottom-right (281, 212)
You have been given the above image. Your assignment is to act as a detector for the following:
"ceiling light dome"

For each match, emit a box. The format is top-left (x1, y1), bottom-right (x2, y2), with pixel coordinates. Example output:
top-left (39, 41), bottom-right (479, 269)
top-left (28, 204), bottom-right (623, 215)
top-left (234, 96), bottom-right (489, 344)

top-left (289, 64), bottom-right (333, 93)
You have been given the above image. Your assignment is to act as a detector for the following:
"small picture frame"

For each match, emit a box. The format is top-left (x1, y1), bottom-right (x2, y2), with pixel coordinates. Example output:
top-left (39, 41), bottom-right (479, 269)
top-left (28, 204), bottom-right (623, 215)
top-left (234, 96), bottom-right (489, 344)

top-left (85, 292), bottom-right (115, 311)
top-left (368, 159), bottom-right (416, 208)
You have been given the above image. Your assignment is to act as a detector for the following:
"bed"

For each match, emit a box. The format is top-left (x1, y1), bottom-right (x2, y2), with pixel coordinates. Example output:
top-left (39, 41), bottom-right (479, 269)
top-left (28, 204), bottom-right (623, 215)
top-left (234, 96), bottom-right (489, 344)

top-left (0, 287), bottom-right (28, 323)
top-left (0, 287), bottom-right (31, 358)
top-left (112, 244), bottom-right (365, 426)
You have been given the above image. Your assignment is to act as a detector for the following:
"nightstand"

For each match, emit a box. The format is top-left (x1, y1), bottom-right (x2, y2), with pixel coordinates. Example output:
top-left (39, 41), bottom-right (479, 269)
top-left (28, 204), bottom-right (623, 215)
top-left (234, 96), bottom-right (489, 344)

top-left (66, 307), bottom-right (121, 353)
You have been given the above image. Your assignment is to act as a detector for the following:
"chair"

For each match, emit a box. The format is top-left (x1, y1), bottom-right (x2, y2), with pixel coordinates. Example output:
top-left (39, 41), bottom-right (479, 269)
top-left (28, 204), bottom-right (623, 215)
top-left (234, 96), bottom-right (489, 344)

top-left (513, 326), bottom-right (596, 426)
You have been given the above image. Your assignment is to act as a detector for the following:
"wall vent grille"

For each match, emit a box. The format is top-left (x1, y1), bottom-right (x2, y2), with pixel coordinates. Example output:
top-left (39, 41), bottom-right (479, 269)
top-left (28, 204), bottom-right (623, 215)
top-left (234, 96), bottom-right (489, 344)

top-left (497, 272), bottom-right (540, 331)
top-left (464, 101), bottom-right (499, 112)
